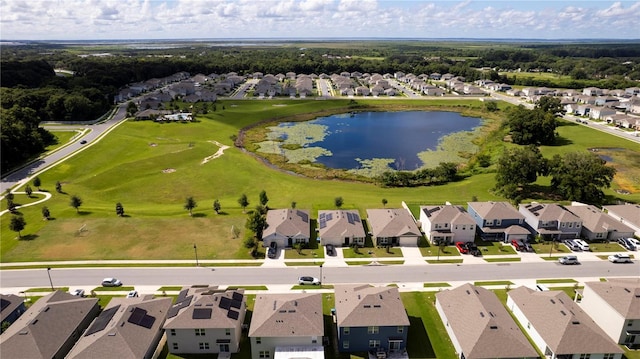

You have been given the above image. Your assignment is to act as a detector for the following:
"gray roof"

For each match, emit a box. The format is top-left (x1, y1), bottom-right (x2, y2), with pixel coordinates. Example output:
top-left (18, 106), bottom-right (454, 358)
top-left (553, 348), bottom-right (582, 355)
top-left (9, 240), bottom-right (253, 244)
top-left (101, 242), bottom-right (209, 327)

top-left (603, 204), bottom-right (640, 227)
top-left (318, 210), bottom-right (366, 239)
top-left (0, 291), bottom-right (99, 359)
top-left (366, 208), bottom-right (421, 238)
top-left (436, 284), bottom-right (538, 359)
top-left (520, 203), bottom-right (581, 223)
top-left (468, 201), bottom-right (524, 221)
top-left (584, 278), bottom-right (640, 319)
top-left (567, 205), bottom-right (634, 233)
top-left (67, 296), bottom-right (172, 359)
top-left (334, 284), bottom-right (409, 328)
top-left (0, 294), bottom-right (24, 322)
top-left (421, 205), bottom-right (475, 225)
top-left (263, 209), bottom-right (310, 239)
top-left (508, 286), bottom-right (623, 355)
top-left (164, 288), bottom-right (246, 329)
top-left (249, 293), bottom-right (323, 338)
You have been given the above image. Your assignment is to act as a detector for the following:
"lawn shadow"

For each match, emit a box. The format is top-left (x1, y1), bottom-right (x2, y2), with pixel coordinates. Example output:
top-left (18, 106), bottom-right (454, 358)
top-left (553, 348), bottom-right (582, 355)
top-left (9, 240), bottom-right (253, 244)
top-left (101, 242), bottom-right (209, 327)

top-left (18, 234), bottom-right (39, 241)
top-left (214, 211), bottom-right (229, 216)
top-left (407, 315), bottom-right (436, 358)
top-left (192, 213), bottom-right (207, 218)
top-left (77, 211), bottom-right (92, 216)
top-left (550, 135), bottom-right (573, 146)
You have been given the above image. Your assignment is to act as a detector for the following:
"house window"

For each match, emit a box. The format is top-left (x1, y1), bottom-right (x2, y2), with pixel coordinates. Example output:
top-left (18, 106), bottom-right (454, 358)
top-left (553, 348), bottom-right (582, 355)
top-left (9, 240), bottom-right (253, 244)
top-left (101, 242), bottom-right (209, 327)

top-left (343, 327), bottom-right (350, 335)
top-left (369, 340), bottom-right (381, 348)
top-left (256, 337), bottom-right (261, 344)
top-left (444, 223), bottom-right (448, 228)
top-left (628, 320), bottom-right (634, 327)
top-left (368, 326), bottom-right (379, 334)
top-left (462, 225), bottom-right (466, 230)
top-left (199, 342), bottom-right (210, 350)
top-left (561, 223), bottom-right (565, 228)
top-left (343, 341), bottom-right (349, 349)
top-left (604, 354), bottom-right (615, 359)
top-left (172, 343), bottom-right (179, 350)
top-left (454, 225), bottom-right (458, 230)
top-left (495, 220), bottom-right (501, 226)
top-left (259, 351), bottom-right (270, 358)
top-left (397, 326), bottom-right (404, 333)
top-left (195, 328), bottom-right (205, 336)
top-left (579, 355), bottom-right (591, 359)
top-left (568, 223), bottom-right (573, 228)
top-left (225, 328), bottom-right (231, 335)
top-left (170, 329), bottom-right (176, 336)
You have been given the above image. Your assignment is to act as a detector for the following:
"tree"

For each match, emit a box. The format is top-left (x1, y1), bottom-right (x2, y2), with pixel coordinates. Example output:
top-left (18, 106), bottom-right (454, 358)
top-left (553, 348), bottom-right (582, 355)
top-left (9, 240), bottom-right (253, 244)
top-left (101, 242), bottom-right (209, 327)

top-left (246, 209), bottom-right (267, 240)
top-left (213, 199), bottom-right (221, 214)
top-left (184, 197), bottom-right (197, 216)
top-left (70, 195), bottom-right (83, 213)
top-left (506, 106), bottom-right (557, 145)
top-left (33, 176), bottom-right (41, 190)
top-left (291, 201), bottom-right (297, 209)
top-left (334, 196), bottom-right (344, 209)
top-left (42, 206), bottom-right (51, 220)
top-left (115, 202), bottom-right (125, 217)
top-left (55, 181), bottom-right (62, 193)
top-left (238, 194), bottom-right (249, 213)
top-left (381, 198), bottom-right (388, 207)
top-left (484, 101), bottom-right (498, 112)
top-left (494, 146), bottom-right (546, 200)
top-left (25, 185), bottom-right (33, 198)
top-left (126, 101), bottom-right (138, 117)
top-left (259, 190), bottom-right (269, 207)
top-left (549, 152), bottom-right (616, 205)
top-left (9, 215), bottom-right (26, 238)
top-left (536, 95), bottom-right (563, 115)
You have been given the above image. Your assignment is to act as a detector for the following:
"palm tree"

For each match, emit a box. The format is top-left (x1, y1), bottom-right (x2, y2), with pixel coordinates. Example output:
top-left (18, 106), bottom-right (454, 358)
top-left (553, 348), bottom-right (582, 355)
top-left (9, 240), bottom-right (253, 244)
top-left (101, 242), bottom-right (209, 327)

top-left (184, 197), bottom-right (197, 216)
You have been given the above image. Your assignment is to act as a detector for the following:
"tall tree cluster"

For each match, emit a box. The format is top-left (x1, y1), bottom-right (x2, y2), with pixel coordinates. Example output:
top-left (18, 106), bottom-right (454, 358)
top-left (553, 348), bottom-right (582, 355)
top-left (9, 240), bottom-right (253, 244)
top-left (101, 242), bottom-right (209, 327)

top-left (505, 106), bottom-right (557, 145)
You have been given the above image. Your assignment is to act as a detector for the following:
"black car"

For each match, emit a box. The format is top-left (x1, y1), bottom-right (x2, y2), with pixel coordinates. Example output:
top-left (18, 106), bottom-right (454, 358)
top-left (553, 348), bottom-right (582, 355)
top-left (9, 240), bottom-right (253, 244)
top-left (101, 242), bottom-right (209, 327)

top-left (80, 140), bottom-right (87, 144)
top-left (267, 242), bottom-right (277, 259)
top-left (464, 242), bottom-right (481, 256)
top-left (326, 244), bottom-right (335, 256)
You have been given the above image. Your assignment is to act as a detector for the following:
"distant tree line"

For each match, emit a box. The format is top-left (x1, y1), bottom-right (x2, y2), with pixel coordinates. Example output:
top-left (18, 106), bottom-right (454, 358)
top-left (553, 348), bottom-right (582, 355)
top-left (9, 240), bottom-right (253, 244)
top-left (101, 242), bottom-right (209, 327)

top-left (376, 162), bottom-right (458, 187)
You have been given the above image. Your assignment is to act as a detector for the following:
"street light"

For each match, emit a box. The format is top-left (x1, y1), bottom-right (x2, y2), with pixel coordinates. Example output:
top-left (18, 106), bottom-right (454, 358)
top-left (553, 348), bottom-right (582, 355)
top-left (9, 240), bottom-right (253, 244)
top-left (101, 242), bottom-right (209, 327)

top-left (193, 244), bottom-right (199, 266)
top-left (319, 264), bottom-right (323, 284)
top-left (46, 267), bottom-right (54, 290)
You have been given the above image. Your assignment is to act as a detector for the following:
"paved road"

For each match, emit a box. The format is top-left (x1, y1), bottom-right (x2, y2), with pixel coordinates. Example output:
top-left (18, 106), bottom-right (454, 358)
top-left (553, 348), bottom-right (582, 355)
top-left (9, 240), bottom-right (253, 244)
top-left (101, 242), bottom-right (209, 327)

top-left (1, 261), bottom-right (637, 290)
top-left (0, 105), bottom-right (128, 193)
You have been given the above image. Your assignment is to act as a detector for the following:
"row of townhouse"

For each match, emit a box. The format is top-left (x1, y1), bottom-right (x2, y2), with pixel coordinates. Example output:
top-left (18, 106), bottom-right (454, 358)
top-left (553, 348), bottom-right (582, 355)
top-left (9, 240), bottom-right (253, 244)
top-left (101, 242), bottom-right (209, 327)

top-left (0, 284), bottom-right (411, 359)
top-left (261, 202), bottom-right (638, 252)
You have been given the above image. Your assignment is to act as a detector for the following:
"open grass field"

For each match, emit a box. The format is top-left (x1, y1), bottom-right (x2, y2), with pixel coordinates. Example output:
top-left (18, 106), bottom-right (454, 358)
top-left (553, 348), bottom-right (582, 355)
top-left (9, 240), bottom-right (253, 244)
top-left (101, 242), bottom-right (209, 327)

top-left (2, 98), bottom-right (639, 262)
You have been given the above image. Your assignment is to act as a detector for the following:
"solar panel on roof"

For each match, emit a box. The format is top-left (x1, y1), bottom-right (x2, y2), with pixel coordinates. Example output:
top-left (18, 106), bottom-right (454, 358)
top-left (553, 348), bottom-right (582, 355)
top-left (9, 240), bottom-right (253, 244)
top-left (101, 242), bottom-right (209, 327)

top-left (167, 295), bottom-right (193, 318)
top-left (128, 307), bottom-right (156, 329)
top-left (0, 299), bottom-right (10, 311)
top-left (326, 213), bottom-right (333, 220)
top-left (232, 292), bottom-right (244, 302)
top-left (296, 210), bottom-right (309, 223)
top-left (319, 213), bottom-right (325, 220)
top-left (227, 309), bottom-right (239, 320)
top-left (319, 220), bottom-right (326, 229)
top-left (347, 212), bottom-right (354, 224)
top-left (353, 214), bottom-right (360, 222)
top-left (219, 296), bottom-right (231, 310)
top-left (530, 205), bottom-right (544, 212)
top-left (139, 316), bottom-right (155, 329)
top-left (177, 289), bottom-right (188, 302)
top-left (85, 305), bottom-right (121, 336)
top-left (230, 299), bottom-right (242, 309)
top-left (193, 308), bottom-right (212, 319)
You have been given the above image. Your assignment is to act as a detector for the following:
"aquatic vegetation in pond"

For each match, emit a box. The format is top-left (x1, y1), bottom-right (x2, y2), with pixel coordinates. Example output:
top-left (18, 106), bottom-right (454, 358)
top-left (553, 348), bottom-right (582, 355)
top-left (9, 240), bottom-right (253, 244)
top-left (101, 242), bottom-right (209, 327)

top-left (418, 130), bottom-right (479, 168)
top-left (348, 158), bottom-right (396, 177)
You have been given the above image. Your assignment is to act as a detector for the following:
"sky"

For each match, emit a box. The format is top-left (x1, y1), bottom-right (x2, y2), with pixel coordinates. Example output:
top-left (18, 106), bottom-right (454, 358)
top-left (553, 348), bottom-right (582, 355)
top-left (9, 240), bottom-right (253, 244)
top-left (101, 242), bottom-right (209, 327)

top-left (1, 0), bottom-right (640, 41)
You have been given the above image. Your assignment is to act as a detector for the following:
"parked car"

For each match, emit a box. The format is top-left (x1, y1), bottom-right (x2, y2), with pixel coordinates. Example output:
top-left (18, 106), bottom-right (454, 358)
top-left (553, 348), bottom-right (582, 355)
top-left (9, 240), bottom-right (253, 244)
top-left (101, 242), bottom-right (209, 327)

top-left (573, 239), bottom-right (590, 251)
top-left (464, 242), bottom-right (481, 256)
top-left (71, 289), bottom-right (85, 297)
top-left (80, 140), bottom-right (87, 144)
top-left (563, 240), bottom-right (581, 251)
top-left (101, 278), bottom-right (122, 287)
top-left (326, 244), bottom-right (335, 256)
top-left (608, 254), bottom-right (632, 263)
top-left (456, 241), bottom-right (469, 254)
top-left (617, 238), bottom-right (636, 251)
top-left (298, 276), bottom-right (321, 285)
top-left (127, 290), bottom-right (139, 298)
top-left (511, 239), bottom-right (525, 251)
top-left (558, 255), bottom-right (579, 265)
top-left (523, 242), bottom-right (534, 252)
top-left (628, 238), bottom-right (640, 250)
top-left (267, 242), bottom-right (277, 259)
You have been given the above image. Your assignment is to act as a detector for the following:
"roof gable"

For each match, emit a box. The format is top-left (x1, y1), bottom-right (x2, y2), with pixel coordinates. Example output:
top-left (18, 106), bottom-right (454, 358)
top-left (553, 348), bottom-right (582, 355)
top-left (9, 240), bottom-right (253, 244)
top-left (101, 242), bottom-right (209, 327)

top-left (248, 293), bottom-right (323, 338)
top-left (366, 209), bottom-right (421, 237)
top-left (263, 209), bottom-right (310, 239)
top-left (585, 278), bottom-right (640, 319)
top-left (335, 284), bottom-right (409, 328)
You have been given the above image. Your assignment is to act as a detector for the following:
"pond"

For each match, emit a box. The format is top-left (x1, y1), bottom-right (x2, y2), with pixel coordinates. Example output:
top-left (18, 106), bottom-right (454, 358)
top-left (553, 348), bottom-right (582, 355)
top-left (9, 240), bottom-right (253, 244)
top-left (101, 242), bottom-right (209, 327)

top-left (257, 111), bottom-right (483, 176)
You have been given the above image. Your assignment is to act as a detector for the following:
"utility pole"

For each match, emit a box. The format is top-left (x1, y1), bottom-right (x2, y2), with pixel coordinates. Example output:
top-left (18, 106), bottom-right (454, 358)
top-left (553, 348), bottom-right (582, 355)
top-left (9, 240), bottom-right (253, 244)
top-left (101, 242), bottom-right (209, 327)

top-left (193, 244), bottom-right (199, 266)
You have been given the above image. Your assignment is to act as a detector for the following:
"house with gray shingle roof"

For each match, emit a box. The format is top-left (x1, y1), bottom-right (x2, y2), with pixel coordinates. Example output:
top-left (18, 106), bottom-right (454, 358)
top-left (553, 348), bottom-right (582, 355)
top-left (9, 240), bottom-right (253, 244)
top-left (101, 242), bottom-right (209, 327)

top-left (0, 291), bottom-right (100, 359)
top-left (603, 204), bottom-right (640, 237)
top-left (419, 205), bottom-right (476, 244)
top-left (436, 284), bottom-right (538, 359)
top-left (566, 204), bottom-right (635, 241)
top-left (507, 286), bottom-right (624, 359)
top-left (334, 284), bottom-right (409, 354)
top-left (318, 210), bottom-right (366, 247)
top-left (67, 296), bottom-right (172, 359)
top-left (580, 278), bottom-right (640, 348)
top-left (249, 293), bottom-right (324, 359)
top-left (164, 287), bottom-right (246, 355)
top-left (0, 294), bottom-right (26, 328)
top-left (519, 203), bottom-right (582, 240)
top-left (262, 209), bottom-right (311, 248)
top-left (366, 208), bottom-right (422, 247)
top-left (467, 202), bottom-right (530, 242)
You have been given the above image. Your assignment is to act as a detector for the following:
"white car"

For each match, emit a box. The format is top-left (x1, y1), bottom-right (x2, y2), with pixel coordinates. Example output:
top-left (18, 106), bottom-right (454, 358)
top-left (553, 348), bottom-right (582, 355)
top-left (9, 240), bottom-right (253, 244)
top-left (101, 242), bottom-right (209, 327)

top-left (608, 254), bottom-right (632, 263)
top-left (573, 239), bottom-right (590, 251)
top-left (626, 238), bottom-right (640, 250)
top-left (126, 290), bottom-right (139, 298)
top-left (101, 278), bottom-right (122, 287)
top-left (558, 255), bottom-right (579, 265)
top-left (298, 276), bottom-right (321, 285)
top-left (71, 289), bottom-right (85, 297)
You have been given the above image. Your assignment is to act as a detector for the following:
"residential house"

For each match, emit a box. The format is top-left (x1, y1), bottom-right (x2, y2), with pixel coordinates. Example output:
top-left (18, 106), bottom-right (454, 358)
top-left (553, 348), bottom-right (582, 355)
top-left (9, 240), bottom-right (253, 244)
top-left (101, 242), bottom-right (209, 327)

top-left (164, 287), bottom-right (247, 355)
top-left (248, 293), bottom-right (324, 359)
top-left (0, 294), bottom-right (26, 327)
top-left (435, 284), bottom-right (538, 359)
top-left (317, 210), bottom-right (366, 247)
top-left (366, 208), bottom-right (422, 247)
top-left (429, 73), bottom-right (442, 80)
top-left (583, 87), bottom-right (604, 96)
top-left (67, 296), bottom-right (172, 359)
top-left (0, 291), bottom-right (100, 359)
top-left (566, 204), bottom-right (635, 241)
top-left (518, 203), bottom-right (582, 240)
top-left (334, 284), bottom-right (409, 354)
top-left (589, 106), bottom-right (617, 120)
top-left (262, 209), bottom-right (311, 248)
top-left (580, 278), bottom-right (640, 348)
top-left (467, 202), bottom-right (530, 242)
top-left (507, 286), bottom-right (624, 359)
top-left (422, 85), bottom-right (445, 96)
top-left (603, 204), bottom-right (640, 237)
top-left (419, 205), bottom-right (476, 244)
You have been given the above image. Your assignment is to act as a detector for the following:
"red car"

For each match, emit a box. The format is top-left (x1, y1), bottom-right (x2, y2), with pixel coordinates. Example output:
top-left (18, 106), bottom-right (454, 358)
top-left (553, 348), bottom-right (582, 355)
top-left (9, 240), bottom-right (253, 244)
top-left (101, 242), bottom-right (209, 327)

top-left (456, 241), bottom-right (469, 254)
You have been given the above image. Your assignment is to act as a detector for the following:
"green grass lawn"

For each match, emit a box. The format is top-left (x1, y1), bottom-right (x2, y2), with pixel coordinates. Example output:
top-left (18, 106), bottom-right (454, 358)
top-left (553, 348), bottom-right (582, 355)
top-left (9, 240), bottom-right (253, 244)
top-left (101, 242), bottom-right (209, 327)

top-left (474, 280), bottom-right (514, 286)
top-left (423, 282), bottom-right (451, 288)
top-left (532, 242), bottom-right (571, 256)
top-left (341, 246), bottom-right (403, 258)
top-left (419, 245), bottom-right (461, 257)
top-left (426, 259), bottom-right (464, 264)
top-left (589, 242), bottom-right (627, 252)
top-left (536, 278), bottom-right (577, 284)
top-left (476, 240), bottom-right (517, 255)
top-left (483, 257), bottom-right (521, 262)
top-left (284, 247), bottom-right (324, 259)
